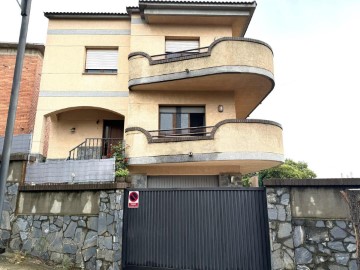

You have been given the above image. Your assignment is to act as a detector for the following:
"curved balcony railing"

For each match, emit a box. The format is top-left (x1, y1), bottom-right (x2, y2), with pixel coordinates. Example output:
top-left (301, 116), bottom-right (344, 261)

top-left (126, 119), bottom-right (282, 144)
top-left (150, 46), bottom-right (210, 61)
top-left (149, 125), bottom-right (214, 139)
top-left (128, 37), bottom-right (274, 92)
top-left (125, 119), bottom-right (284, 174)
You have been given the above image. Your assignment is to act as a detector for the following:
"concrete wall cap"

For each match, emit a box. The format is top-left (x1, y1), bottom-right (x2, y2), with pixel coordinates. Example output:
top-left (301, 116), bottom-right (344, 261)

top-left (264, 178), bottom-right (360, 187)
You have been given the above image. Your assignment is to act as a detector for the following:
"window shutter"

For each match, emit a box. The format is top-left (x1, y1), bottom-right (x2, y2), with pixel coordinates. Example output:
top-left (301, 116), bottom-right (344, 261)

top-left (165, 40), bottom-right (199, 53)
top-left (180, 107), bottom-right (205, 113)
top-left (85, 49), bottom-right (118, 70)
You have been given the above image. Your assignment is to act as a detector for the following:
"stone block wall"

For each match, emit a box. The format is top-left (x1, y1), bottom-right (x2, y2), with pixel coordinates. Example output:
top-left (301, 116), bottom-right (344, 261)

top-left (267, 187), bottom-right (295, 269)
top-left (292, 219), bottom-right (357, 269)
top-left (266, 183), bottom-right (358, 270)
top-left (219, 173), bottom-right (243, 187)
top-left (1, 184), bottom-right (124, 270)
top-left (0, 183), bottom-right (19, 247)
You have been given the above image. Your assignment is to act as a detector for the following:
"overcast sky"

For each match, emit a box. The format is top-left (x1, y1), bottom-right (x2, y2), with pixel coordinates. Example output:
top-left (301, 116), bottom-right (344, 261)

top-left (1, 0), bottom-right (360, 178)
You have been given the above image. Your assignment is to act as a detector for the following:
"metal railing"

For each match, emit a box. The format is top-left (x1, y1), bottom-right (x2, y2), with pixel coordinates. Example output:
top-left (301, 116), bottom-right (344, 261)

top-left (148, 125), bottom-right (214, 139)
top-left (68, 138), bottom-right (122, 160)
top-left (151, 46), bottom-right (210, 61)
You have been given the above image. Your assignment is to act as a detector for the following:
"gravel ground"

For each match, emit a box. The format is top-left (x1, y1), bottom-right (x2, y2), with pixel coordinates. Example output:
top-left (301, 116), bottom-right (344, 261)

top-left (0, 251), bottom-right (56, 270)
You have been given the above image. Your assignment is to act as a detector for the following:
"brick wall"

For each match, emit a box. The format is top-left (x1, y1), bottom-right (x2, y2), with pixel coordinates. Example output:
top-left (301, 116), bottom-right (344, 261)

top-left (0, 45), bottom-right (43, 136)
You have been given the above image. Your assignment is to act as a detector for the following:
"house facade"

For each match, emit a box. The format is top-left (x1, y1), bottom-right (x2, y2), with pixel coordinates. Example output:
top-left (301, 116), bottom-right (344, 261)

top-left (31, 0), bottom-right (283, 187)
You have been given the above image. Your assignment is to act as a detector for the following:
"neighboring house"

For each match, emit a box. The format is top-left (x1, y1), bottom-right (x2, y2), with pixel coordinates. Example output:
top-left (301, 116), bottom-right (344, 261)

top-left (29, 0), bottom-right (284, 186)
top-left (0, 43), bottom-right (44, 154)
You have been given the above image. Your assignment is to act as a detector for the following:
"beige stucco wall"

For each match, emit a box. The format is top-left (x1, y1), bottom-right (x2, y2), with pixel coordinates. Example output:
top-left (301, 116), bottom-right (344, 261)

top-left (129, 160), bottom-right (282, 176)
top-left (130, 14), bottom-right (232, 55)
top-left (127, 90), bottom-right (236, 130)
top-left (47, 19), bottom-right (129, 30)
top-left (32, 13), bottom-right (281, 172)
top-left (32, 19), bottom-right (130, 156)
top-left (126, 122), bottom-right (283, 159)
top-left (32, 97), bottom-right (129, 157)
top-left (47, 109), bottom-right (124, 159)
top-left (129, 38), bottom-right (273, 80)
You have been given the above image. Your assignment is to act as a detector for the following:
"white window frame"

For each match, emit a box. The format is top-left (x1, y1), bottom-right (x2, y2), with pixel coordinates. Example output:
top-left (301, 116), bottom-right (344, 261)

top-left (165, 39), bottom-right (199, 59)
top-left (85, 48), bottom-right (118, 74)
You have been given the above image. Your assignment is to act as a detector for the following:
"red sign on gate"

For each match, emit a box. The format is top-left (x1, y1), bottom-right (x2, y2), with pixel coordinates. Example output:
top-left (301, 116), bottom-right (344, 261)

top-left (128, 191), bottom-right (139, 208)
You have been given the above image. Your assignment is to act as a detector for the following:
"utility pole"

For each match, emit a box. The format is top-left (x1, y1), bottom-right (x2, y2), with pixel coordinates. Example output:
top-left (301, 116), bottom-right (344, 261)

top-left (0, 0), bottom-right (32, 224)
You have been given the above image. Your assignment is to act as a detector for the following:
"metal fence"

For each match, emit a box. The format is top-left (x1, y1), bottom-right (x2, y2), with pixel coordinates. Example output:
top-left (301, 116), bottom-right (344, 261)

top-left (25, 158), bottom-right (115, 184)
top-left (68, 138), bottom-right (122, 160)
top-left (0, 134), bottom-right (32, 154)
top-left (151, 46), bottom-right (209, 61)
top-left (147, 125), bottom-right (213, 139)
top-left (122, 188), bottom-right (271, 270)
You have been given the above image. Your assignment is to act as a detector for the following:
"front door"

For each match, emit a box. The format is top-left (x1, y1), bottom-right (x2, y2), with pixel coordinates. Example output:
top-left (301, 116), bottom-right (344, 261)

top-left (102, 120), bottom-right (124, 157)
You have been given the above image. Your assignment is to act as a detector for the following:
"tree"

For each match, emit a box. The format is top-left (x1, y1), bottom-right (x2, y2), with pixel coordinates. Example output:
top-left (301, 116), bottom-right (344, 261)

top-left (241, 159), bottom-right (317, 187)
top-left (259, 158), bottom-right (316, 181)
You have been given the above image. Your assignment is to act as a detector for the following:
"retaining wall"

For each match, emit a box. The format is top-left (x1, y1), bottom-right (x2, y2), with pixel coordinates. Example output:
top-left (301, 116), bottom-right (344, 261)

top-left (0, 183), bottom-right (127, 270)
top-left (265, 179), bottom-right (360, 270)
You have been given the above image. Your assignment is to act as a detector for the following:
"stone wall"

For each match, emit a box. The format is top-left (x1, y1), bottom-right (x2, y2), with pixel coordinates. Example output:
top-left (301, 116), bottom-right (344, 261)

top-left (293, 219), bottom-right (357, 269)
top-left (266, 182), bottom-right (359, 270)
top-left (1, 184), bottom-right (124, 270)
top-left (0, 183), bottom-right (18, 248)
top-left (267, 187), bottom-right (294, 269)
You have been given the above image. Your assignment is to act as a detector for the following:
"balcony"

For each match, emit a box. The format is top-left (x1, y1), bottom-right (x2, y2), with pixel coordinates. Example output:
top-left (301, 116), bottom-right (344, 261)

top-left (125, 119), bottom-right (284, 175)
top-left (25, 138), bottom-right (124, 184)
top-left (68, 137), bottom-right (122, 160)
top-left (128, 37), bottom-right (274, 118)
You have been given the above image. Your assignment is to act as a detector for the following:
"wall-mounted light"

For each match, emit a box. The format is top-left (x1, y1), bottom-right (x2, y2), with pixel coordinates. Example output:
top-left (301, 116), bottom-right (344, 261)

top-left (218, 105), bottom-right (224, 112)
top-left (185, 68), bottom-right (190, 73)
top-left (188, 152), bottom-right (193, 157)
top-left (70, 127), bottom-right (76, 133)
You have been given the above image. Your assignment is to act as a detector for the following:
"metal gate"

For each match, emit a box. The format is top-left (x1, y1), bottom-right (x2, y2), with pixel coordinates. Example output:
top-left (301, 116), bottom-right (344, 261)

top-left (122, 188), bottom-right (271, 270)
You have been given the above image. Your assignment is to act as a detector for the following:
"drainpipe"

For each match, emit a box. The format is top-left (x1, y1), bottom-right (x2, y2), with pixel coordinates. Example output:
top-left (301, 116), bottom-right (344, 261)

top-left (0, 0), bottom-right (32, 224)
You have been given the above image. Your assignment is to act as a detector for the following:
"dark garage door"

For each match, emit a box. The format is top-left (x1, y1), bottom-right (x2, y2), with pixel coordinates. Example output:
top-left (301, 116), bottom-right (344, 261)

top-left (122, 188), bottom-right (271, 270)
top-left (147, 175), bottom-right (219, 188)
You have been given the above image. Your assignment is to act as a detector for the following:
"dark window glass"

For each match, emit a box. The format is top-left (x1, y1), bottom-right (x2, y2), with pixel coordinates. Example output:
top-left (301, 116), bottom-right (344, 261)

top-left (159, 106), bottom-right (205, 136)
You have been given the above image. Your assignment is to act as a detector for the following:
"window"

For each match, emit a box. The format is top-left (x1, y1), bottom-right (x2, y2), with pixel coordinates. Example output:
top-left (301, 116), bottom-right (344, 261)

top-left (85, 49), bottom-right (118, 73)
top-left (159, 106), bottom-right (205, 136)
top-left (165, 39), bottom-right (199, 59)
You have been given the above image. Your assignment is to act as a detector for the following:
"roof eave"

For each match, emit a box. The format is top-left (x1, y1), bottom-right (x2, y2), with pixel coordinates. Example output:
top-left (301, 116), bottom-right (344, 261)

top-left (0, 42), bottom-right (45, 55)
top-left (139, 1), bottom-right (256, 36)
top-left (139, 1), bottom-right (257, 13)
top-left (44, 12), bottom-right (131, 20)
